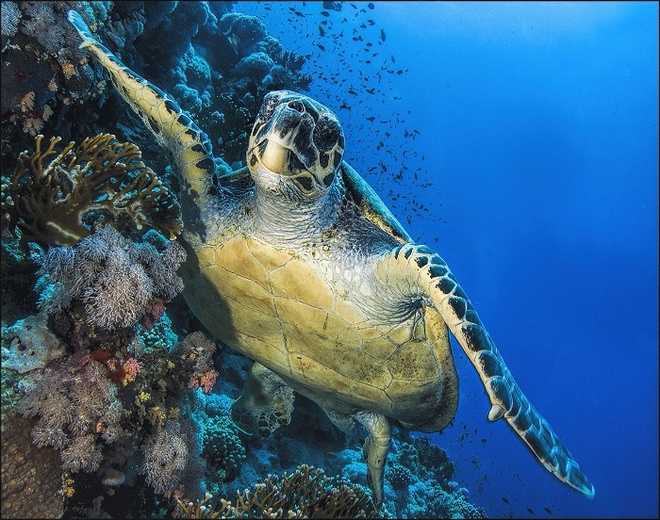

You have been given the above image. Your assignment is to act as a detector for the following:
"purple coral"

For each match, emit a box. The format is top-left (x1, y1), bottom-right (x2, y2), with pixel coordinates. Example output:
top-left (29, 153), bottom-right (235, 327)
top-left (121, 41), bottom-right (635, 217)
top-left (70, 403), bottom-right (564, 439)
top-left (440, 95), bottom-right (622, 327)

top-left (17, 357), bottom-right (119, 473)
top-left (38, 226), bottom-right (186, 330)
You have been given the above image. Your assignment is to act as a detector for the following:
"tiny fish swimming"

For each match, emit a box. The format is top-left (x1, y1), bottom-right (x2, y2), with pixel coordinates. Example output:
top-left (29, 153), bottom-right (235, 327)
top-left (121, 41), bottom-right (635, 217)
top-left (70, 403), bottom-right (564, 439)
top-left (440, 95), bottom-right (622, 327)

top-left (67, 8), bottom-right (594, 508)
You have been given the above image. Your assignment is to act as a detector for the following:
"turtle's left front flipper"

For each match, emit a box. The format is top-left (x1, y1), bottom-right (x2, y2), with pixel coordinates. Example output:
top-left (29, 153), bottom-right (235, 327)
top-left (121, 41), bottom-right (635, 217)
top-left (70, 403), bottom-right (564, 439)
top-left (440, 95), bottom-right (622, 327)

top-left (377, 243), bottom-right (595, 498)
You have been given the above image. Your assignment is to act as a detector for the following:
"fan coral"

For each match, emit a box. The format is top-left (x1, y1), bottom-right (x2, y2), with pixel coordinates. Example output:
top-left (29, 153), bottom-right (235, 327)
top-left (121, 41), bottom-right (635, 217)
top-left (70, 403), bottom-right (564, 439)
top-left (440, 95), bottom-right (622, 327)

top-left (37, 226), bottom-right (186, 330)
top-left (217, 464), bottom-right (378, 518)
top-left (0, 2), bottom-right (21, 39)
top-left (3, 133), bottom-right (182, 252)
top-left (141, 420), bottom-right (189, 495)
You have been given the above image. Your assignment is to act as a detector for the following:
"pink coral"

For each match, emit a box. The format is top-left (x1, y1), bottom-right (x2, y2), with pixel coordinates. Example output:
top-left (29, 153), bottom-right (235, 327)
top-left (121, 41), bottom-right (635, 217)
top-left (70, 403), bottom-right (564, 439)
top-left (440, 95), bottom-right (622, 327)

top-left (122, 356), bottom-right (142, 384)
top-left (188, 369), bottom-right (218, 394)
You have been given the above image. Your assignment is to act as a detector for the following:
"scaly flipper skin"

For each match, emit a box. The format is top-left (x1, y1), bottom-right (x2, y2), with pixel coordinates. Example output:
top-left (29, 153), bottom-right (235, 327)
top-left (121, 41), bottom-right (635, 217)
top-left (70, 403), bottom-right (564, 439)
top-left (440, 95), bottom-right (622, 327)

top-left (355, 411), bottom-right (391, 509)
top-left (377, 244), bottom-right (595, 497)
top-left (67, 10), bottom-right (216, 205)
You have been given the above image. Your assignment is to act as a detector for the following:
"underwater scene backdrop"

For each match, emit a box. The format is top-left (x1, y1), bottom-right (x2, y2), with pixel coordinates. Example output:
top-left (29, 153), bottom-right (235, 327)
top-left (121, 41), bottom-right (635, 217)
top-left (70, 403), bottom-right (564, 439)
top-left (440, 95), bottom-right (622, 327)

top-left (1, 1), bottom-right (657, 519)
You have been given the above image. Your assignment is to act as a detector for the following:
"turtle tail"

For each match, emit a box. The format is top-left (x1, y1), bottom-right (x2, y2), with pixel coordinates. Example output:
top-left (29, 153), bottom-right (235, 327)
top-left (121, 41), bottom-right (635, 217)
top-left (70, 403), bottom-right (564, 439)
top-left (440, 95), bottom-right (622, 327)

top-left (67, 10), bottom-right (215, 204)
top-left (380, 243), bottom-right (596, 498)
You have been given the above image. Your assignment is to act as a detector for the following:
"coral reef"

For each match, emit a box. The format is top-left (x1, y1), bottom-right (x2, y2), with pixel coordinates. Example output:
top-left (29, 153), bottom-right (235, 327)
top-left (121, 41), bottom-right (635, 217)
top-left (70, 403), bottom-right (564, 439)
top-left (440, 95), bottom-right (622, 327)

top-left (2, 133), bottom-right (182, 251)
top-left (0, 3), bottom-right (490, 519)
top-left (37, 226), bottom-right (185, 331)
top-left (202, 415), bottom-right (246, 483)
top-left (1, 312), bottom-right (67, 372)
top-left (141, 420), bottom-right (189, 495)
top-left (177, 464), bottom-right (379, 519)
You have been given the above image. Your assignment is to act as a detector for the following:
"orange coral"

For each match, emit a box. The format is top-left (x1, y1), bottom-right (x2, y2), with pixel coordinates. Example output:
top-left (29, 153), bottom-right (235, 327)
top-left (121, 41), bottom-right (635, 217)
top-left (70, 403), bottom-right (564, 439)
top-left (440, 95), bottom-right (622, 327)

top-left (4, 133), bottom-right (182, 251)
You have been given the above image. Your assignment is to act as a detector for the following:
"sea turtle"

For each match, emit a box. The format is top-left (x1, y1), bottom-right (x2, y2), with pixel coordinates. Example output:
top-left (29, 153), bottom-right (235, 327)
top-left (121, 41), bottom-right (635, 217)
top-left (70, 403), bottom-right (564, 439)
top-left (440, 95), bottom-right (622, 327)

top-left (68, 11), bottom-right (594, 506)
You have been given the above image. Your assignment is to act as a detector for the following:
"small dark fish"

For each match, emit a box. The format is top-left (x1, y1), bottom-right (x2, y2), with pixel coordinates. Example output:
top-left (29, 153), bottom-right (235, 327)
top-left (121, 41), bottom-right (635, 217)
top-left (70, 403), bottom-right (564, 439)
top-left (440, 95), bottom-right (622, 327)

top-left (318, 24), bottom-right (325, 36)
top-left (366, 87), bottom-right (375, 94)
top-left (502, 497), bottom-right (510, 504)
top-left (321, 10), bottom-right (330, 17)
top-left (527, 507), bottom-right (535, 515)
top-left (368, 2), bottom-right (375, 9)
top-left (317, 43), bottom-right (326, 51)
top-left (348, 88), bottom-right (358, 95)
top-left (323, 450), bottom-right (339, 458)
top-left (365, 116), bottom-right (375, 122)
top-left (544, 507), bottom-right (553, 514)
top-left (380, 29), bottom-right (386, 41)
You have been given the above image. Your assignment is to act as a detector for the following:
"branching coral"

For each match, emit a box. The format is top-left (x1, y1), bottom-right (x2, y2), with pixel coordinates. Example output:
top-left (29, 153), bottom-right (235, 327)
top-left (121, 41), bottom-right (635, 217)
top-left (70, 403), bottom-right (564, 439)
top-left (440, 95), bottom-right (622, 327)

top-left (411, 436), bottom-right (455, 483)
top-left (3, 133), bottom-right (182, 252)
top-left (37, 226), bottom-right (186, 330)
top-left (217, 464), bottom-right (379, 519)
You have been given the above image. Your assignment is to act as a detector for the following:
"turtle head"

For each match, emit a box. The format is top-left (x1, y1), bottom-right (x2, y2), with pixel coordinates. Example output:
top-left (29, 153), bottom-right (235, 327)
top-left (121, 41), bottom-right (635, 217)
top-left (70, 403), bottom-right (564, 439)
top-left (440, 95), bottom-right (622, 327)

top-left (247, 90), bottom-right (344, 199)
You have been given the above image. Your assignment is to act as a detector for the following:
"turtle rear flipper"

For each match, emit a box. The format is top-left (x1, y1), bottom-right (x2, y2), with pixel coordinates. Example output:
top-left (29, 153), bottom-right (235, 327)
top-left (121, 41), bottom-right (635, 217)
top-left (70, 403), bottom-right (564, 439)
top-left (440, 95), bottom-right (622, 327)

top-left (378, 243), bottom-right (595, 498)
top-left (231, 362), bottom-right (295, 437)
top-left (67, 10), bottom-right (217, 204)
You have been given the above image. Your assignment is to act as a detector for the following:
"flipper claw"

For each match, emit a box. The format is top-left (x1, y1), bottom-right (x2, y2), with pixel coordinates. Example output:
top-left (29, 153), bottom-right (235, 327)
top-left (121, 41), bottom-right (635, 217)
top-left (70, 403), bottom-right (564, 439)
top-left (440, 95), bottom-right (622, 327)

top-left (488, 403), bottom-right (504, 421)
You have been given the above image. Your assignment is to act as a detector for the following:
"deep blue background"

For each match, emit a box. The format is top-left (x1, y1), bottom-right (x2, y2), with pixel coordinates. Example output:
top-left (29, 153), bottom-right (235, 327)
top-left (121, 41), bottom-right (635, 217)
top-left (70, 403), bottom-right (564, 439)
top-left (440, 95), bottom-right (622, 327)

top-left (239, 2), bottom-right (658, 518)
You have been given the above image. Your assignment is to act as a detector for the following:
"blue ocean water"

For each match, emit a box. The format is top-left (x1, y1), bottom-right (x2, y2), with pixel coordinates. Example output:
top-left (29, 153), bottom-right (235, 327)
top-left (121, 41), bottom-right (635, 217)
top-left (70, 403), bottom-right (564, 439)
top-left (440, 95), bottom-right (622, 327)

top-left (238, 2), bottom-right (659, 518)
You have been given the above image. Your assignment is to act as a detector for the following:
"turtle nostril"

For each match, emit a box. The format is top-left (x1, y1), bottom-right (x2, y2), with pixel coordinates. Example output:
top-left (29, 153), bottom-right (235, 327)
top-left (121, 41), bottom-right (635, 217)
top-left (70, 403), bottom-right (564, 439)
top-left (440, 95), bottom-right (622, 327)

top-left (287, 100), bottom-right (305, 113)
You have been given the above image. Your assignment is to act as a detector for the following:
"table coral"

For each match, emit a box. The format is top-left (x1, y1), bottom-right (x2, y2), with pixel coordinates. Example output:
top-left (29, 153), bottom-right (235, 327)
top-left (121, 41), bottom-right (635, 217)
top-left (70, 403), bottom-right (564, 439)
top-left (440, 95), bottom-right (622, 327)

top-left (4, 133), bottom-right (182, 252)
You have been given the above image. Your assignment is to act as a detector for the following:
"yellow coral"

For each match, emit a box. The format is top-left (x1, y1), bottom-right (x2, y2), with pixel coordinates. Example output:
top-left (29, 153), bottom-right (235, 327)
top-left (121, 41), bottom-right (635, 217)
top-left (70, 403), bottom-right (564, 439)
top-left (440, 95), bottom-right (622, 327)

top-left (147, 406), bottom-right (166, 430)
top-left (59, 471), bottom-right (75, 499)
top-left (5, 133), bottom-right (182, 251)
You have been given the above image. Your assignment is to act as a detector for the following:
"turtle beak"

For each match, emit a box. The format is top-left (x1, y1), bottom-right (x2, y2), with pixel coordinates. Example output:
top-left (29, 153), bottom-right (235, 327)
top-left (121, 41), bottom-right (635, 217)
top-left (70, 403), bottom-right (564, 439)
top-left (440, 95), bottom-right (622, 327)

top-left (258, 139), bottom-right (290, 174)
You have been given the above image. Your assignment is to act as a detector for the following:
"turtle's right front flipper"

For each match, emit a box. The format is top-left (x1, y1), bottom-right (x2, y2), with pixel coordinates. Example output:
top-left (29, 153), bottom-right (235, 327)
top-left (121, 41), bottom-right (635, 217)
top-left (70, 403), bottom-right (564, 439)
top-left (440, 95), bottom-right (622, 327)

top-left (377, 243), bottom-right (595, 498)
top-left (67, 10), bottom-right (215, 204)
